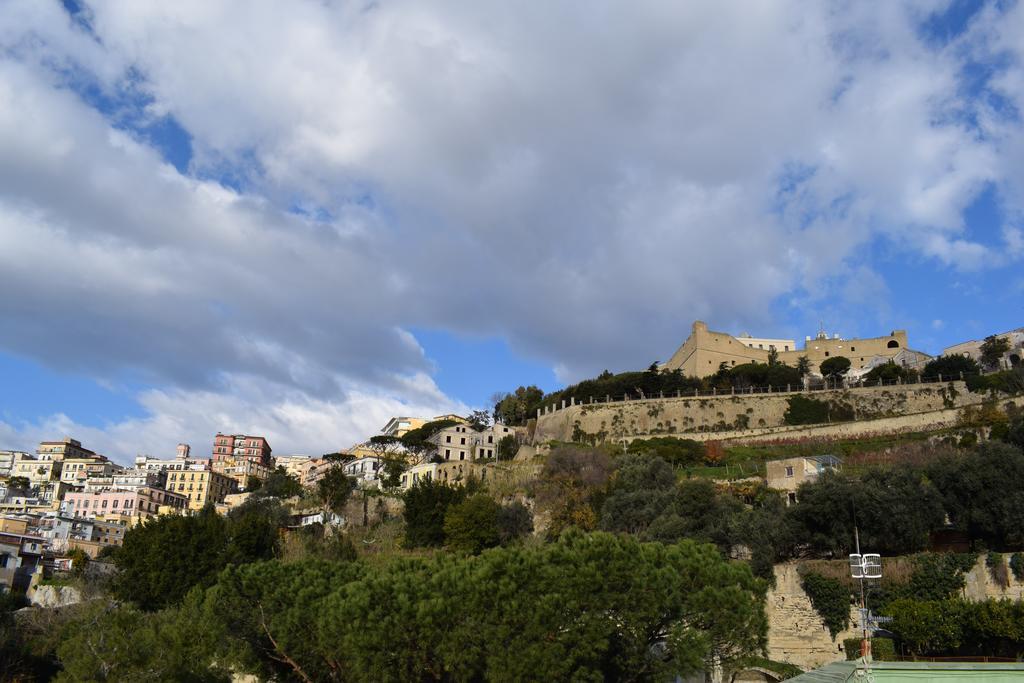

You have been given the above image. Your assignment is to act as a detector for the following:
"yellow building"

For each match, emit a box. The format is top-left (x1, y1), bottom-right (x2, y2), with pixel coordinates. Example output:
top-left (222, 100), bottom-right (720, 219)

top-left (165, 466), bottom-right (238, 511)
top-left (35, 437), bottom-right (96, 461)
top-left (662, 321), bottom-right (929, 378)
top-left (212, 456), bottom-right (271, 490)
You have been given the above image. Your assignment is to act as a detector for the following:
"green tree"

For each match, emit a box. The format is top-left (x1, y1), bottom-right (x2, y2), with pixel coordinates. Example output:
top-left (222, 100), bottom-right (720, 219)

top-left (52, 598), bottom-right (227, 682)
top-left (785, 469), bottom-right (945, 557)
top-left (255, 466), bottom-right (303, 499)
top-left (864, 361), bottom-right (913, 384)
top-left (819, 356), bottom-right (851, 380)
top-left (317, 466), bottom-right (355, 516)
top-left (493, 385), bottom-right (545, 426)
top-left (496, 501), bottom-right (533, 543)
top-left (67, 547), bottom-right (90, 578)
top-left (403, 478), bottom-right (468, 548)
top-left (599, 454), bottom-right (677, 535)
top-left (923, 354), bottom-right (980, 379)
top-left (379, 455), bottom-right (407, 491)
top-left (444, 494), bottom-right (501, 554)
top-left (203, 560), bottom-right (362, 682)
top-left (796, 355), bottom-right (811, 377)
top-left (496, 433), bottom-right (519, 461)
top-left (7, 476), bottom-right (30, 490)
top-left (980, 335), bottom-right (1011, 371)
top-left (467, 410), bottom-right (492, 430)
top-left (111, 505), bottom-right (280, 611)
top-left (926, 441), bottom-right (1024, 549)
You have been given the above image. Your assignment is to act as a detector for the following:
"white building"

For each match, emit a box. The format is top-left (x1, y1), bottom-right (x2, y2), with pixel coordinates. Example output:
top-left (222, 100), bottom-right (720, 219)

top-left (342, 456), bottom-right (383, 488)
top-left (0, 450), bottom-right (29, 478)
top-left (429, 423), bottom-right (519, 462)
top-left (735, 333), bottom-right (798, 353)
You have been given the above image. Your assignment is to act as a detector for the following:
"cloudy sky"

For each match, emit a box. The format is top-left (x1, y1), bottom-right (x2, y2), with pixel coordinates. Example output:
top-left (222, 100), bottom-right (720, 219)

top-left (1, 0), bottom-right (1023, 463)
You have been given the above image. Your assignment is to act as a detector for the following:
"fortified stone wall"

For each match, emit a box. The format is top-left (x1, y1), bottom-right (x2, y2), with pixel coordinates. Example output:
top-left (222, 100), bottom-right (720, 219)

top-left (533, 382), bottom-right (978, 445)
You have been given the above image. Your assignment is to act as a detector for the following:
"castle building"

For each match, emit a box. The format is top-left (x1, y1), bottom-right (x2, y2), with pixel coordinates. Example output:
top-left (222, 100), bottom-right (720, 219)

top-left (662, 321), bottom-right (931, 378)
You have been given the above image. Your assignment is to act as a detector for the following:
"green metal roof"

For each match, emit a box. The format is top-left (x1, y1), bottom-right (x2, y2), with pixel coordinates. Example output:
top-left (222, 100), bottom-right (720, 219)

top-left (787, 661), bottom-right (1024, 682)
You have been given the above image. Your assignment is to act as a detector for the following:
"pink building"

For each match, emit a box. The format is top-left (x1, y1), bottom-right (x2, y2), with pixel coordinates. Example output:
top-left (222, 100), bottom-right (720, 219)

top-left (61, 487), bottom-right (188, 520)
top-left (212, 433), bottom-right (272, 467)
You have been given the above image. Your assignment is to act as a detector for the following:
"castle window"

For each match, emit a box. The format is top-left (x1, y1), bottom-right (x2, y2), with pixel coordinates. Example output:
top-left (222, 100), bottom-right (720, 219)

top-left (851, 346), bottom-right (856, 352)
top-left (887, 340), bottom-right (899, 348)
top-left (825, 351), bottom-right (830, 357)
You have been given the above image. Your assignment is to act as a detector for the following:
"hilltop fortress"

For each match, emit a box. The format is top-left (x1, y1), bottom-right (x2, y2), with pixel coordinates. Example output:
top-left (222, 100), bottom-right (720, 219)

top-left (661, 320), bottom-right (932, 379)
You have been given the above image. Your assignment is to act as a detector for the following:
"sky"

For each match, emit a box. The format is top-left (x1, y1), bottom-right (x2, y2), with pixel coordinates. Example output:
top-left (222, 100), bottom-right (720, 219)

top-left (1, 0), bottom-right (1023, 463)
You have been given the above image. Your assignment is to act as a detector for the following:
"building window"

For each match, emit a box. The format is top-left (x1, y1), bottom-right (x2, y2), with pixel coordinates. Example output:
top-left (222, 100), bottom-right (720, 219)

top-left (824, 351), bottom-right (830, 357)
top-left (445, 435), bottom-right (451, 443)
top-left (445, 449), bottom-right (451, 459)
top-left (851, 346), bottom-right (856, 352)
top-left (785, 466), bottom-right (794, 477)
top-left (460, 452), bottom-right (465, 461)
top-left (460, 438), bottom-right (466, 445)
top-left (788, 492), bottom-right (797, 505)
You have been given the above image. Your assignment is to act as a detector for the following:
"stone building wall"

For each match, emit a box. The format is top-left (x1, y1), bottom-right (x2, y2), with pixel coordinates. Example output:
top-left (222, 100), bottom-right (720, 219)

top-left (533, 382), bottom-right (982, 445)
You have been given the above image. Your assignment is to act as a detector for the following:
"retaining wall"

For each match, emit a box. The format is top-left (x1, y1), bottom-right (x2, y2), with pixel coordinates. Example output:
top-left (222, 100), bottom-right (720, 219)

top-left (532, 382), bottom-right (1008, 445)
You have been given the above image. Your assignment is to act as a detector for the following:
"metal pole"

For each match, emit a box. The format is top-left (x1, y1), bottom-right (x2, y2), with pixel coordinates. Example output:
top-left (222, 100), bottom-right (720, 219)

top-left (855, 525), bottom-right (870, 668)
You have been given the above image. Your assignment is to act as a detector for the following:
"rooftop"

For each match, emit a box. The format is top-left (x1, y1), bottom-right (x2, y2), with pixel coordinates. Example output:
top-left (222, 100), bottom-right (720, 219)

top-left (789, 661), bottom-right (1024, 682)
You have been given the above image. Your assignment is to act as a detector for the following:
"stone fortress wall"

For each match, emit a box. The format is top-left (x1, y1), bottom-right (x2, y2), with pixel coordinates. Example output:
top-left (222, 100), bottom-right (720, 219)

top-left (532, 381), bottom-right (989, 445)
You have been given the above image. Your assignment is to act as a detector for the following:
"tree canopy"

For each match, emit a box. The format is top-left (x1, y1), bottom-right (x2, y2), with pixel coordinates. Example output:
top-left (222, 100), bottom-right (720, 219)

top-left (819, 356), bottom-right (851, 379)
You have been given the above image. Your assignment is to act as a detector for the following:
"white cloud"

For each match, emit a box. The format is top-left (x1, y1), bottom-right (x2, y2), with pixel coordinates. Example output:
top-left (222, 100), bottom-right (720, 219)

top-left (1, 1), bottom-right (1023, 454)
top-left (0, 373), bottom-right (468, 465)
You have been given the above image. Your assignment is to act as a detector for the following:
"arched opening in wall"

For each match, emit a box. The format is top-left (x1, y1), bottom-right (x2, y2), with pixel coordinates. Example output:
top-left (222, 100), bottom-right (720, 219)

top-left (1011, 354), bottom-right (1021, 368)
top-left (887, 340), bottom-right (900, 348)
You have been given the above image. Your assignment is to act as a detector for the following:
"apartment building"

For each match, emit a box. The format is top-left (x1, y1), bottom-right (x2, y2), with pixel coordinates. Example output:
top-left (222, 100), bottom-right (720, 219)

top-left (212, 434), bottom-right (272, 467)
top-left (212, 456), bottom-right (271, 490)
top-left (165, 465), bottom-right (238, 511)
top-left (60, 456), bottom-right (120, 488)
top-left (0, 450), bottom-right (28, 478)
top-left (62, 486), bottom-right (188, 521)
top-left (430, 423), bottom-right (519, 462)
top-left (36, 437), bottom-right (96, 461)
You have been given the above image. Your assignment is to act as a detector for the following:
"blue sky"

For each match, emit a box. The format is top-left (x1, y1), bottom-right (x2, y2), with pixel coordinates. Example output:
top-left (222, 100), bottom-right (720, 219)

top-left (1, 0), bottom-right (1023, 461)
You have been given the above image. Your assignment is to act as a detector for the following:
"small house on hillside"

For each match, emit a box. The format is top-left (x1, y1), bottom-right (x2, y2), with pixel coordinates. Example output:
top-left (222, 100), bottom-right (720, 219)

top-left (765, 455), bottom-right (842, 505)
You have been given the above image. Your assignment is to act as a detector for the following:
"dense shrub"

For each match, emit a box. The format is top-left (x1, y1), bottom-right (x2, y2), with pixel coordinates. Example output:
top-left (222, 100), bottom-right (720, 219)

top-left (1010, 553), bottom-right (1024, 582)
top-left (798, 570), bottom-right (851, 639)
top-left (966, 367), bottom-right (1024, 394)
top-left (923, 355), bottom-right (980, 380)
top-left (885, 598), bottom-right (1024, 658)
top-left (626, 436), bottom-right (705, 466)
top-left (843, 637), bottom-right (895, 661)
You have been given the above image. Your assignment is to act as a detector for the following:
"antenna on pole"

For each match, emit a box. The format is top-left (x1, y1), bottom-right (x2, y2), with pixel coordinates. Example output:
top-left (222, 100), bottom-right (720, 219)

top-left (850, 525), bottom-right (883, 681)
